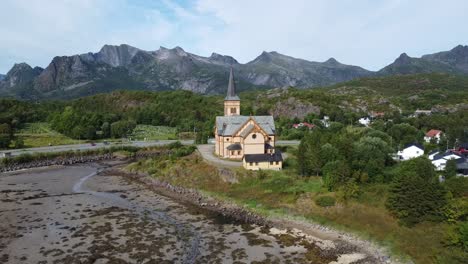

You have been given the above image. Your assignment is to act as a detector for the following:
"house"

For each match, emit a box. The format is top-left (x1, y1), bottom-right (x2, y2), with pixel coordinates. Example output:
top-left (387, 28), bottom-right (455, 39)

top-left (424, 129), bottom-right (443, 143)
top-left (411, 109), bottom-right (432, 117)
top-left (370, 111), bottom-right (385, 119)
top-left (453, 143), bottom-right (468, 157)
top-left (320, 116), bottom-right (330, 128)
top-left (397, 143), bottom-right (424, 160)
top-left (214, 68), bottom-right (282, 170)
top-left (428, 149), bottom-right (440, 160)
top-left (243, 152), bottom-right (283, 170)
top-left (358, 117), bottom-right (371, 127)
top-left (431, 151), bottom-right (464, 171)
top-left (456, 159), bottom-right (468, 176)
top-left (292, 122), bottom-right (315, 129)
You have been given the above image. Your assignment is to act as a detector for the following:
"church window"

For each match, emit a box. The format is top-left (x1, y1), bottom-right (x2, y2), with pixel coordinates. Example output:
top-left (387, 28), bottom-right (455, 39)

top-left (231, 107), bottom-right (236, 114)
top-left (226, 138), bottom-right (229, 141)
top-left (249, 162), bottom-right (253, 166)
top-left (237, 151), bottom-right (241, 155)
top-left (252, 134), bottom-right (257, 139)
top-left (270, 161), bottom-right (273, 165)
top-left (255, 162), bottom-right (259, 165)
top-left (276, 161), bottom-right (279, 165)
top-left (231, 151), bottom-right (234, 155)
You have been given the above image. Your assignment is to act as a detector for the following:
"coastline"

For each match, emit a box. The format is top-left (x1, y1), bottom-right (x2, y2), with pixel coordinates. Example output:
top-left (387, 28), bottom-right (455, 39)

top-left (114, 165), bottom-right (403, 264)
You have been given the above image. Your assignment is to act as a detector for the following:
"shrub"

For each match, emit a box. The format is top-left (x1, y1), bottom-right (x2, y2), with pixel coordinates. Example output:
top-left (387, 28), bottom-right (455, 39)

top-left (315, 196), bottom-right (336, 207)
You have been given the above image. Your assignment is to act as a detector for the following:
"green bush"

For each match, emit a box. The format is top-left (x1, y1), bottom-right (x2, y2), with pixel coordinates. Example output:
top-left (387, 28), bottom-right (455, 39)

top-left (315, 196), bottom-right (336, 207)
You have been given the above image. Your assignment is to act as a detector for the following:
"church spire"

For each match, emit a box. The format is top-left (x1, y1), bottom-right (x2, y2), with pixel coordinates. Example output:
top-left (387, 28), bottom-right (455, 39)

top-left (225, 67), bottom-right (240, 101)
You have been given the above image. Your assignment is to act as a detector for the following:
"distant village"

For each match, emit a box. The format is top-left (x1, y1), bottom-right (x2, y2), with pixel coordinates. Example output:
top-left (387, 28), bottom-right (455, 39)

top-left (291, 109), bottom-right (468, 177)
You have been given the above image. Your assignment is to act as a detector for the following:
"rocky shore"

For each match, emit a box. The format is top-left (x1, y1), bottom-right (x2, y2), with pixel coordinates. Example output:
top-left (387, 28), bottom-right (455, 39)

top-left (0, 149), bottom-right (170, 173)
top-left (105, 168), bottom-right (270, 227)
top-left (110, 167), bottom-right (398, 263)
top-left (0, 153), bottom-right (115, 173)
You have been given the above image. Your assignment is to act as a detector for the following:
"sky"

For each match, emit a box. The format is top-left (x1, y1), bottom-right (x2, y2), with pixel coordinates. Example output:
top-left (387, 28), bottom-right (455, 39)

top-left (1, 0), bottom-right (468, 73)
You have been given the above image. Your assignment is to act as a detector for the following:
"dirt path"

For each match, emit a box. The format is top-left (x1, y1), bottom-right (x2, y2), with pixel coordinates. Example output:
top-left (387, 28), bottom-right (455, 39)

top-left (0, 162), bottom-right (381, 263)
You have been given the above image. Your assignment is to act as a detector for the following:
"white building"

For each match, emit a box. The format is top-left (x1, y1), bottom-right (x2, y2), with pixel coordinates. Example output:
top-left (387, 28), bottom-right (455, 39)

top-left (424, 129), bottom-right (443, 143)
top-left (397, 144), bottom-right (424, 161)
top-left (358, 117), bottom-right (371, 127)
top-left (430, 151), bottom-right (463, 171)
top-left (321, 116), bottom-right (330, 128)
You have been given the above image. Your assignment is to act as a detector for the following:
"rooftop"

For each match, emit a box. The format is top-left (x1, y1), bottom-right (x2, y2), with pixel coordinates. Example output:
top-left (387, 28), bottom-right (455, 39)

top-left (244, 151), bottom-right (283, 163)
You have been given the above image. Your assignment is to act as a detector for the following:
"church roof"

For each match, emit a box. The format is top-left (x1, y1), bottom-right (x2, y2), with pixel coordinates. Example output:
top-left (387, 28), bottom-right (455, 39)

top-left (216, 116), bottom-right (275, 136)
top-left (225, 67), bottom-right (240, 101)
top-left (227, 143), bottom-right (242, 150)
top-left (244, 151), bottom-right (283, 163)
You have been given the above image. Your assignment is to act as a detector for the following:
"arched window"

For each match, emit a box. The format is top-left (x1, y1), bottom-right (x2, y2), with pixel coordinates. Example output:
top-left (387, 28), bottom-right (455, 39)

top-left (231, 107), bottom-right (236, 114)
top-left (252, 134), bottom-right (257, 139)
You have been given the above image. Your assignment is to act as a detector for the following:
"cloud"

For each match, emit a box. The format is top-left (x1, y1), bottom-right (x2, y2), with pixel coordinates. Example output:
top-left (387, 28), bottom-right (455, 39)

top-left (0, 0), bottom-right (467, 73)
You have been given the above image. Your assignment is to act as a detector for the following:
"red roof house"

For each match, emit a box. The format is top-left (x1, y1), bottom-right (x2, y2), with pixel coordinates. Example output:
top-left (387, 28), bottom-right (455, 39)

top-left (424, 129), bottom-right (443, 143)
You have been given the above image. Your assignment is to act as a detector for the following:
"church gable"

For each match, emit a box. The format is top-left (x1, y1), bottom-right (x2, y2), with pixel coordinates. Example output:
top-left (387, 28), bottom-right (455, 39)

top-left (234, 118), bottom-right (269, 139)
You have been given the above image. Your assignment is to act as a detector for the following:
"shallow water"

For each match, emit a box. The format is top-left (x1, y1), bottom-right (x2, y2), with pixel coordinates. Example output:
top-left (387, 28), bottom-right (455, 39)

top-left (0, 162), bottom-right (364, 263)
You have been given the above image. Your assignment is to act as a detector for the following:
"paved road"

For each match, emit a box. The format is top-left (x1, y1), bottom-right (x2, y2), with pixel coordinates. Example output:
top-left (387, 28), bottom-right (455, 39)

top-left (0, 140), bottom-right (194, 158)
top-left (1, 140), bottom-right (299, 159)
top-left (197, 145), bottom-right (243, 168)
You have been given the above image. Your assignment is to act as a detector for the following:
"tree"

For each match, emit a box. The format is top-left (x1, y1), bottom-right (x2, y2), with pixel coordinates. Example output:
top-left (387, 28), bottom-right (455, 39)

top-left (111, 120), bottom-right (136, 138)
top-left (0, 123), bottom-right (13, 148)
top-left (386, 173), bottom-right (447, 226)
top-left (101, 122), bottom-right (111, 138)
top-left (445, 159), bottom-right (458, 180)
top-left (296, 131), bottom-right (324, 176)
top-left (322, 160), bottom-right (350, 191)
top-left (351, 136), bottom-right (393, 181)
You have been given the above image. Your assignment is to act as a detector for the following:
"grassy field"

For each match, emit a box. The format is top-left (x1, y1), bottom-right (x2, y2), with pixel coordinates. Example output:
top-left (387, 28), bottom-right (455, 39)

top-left (14, 123), bottom-right (80, 148)
top-left (129, 125), bottom-right (177, 140)
top-left (126, 152), bottom-right (465, 264)
top-left (10, 123), bottom-right (180, 149)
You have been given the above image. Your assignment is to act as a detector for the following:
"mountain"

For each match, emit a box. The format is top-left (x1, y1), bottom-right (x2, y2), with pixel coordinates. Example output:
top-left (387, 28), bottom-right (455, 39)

top-left (0, 44), bottom-right (373, 99)
top-left (0, 74), bottom-right (5, 81)
top-left (243, 52), bottom-right (372, 87)
top-left (2, 44), bottom-right (468, 100)
top-left (0, 63), bottom-right (43, 99)
top-left (422, 45), bottom-right (468, 74)
top-left (378, 45), bottom-right (468, 75)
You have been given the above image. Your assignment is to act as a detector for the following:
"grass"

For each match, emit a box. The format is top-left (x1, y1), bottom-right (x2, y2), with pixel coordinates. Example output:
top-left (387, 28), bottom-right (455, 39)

top-left (11, 123), bottom-right (180, 149)
top-left (14, 122), bottom-right (80, 148)
top-left (129, 125), bottom-right (177, 140)
top-left (126, 152), bottom-right (466, 264)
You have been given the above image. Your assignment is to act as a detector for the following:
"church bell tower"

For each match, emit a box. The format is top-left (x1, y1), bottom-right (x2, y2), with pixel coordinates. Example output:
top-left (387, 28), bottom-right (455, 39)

top-left (224, 68), bottom-right (240, 116)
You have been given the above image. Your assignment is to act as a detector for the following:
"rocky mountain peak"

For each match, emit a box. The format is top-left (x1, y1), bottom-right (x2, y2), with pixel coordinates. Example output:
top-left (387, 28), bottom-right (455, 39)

top-left (251, 51), bottom-right (275, 63)
top-left (394, 53), bottom-right (412, 64)
top-left (3, 62), bottom-right (43, 87)
top-left (95, 44), bottom-right (141, 67)
top-left (209, 53), bottom-right (238, 65)
top-left (324, 57), bottom-right (340, 66)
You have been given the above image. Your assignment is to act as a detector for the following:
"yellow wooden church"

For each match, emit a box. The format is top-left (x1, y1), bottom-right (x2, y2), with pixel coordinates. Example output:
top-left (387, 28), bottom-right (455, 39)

top-left (214, 68), bottom-right (283, 170)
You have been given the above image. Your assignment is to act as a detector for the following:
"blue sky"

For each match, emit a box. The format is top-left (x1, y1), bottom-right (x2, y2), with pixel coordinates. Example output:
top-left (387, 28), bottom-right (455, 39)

top-left (1, 0), bottom-right (468, 73)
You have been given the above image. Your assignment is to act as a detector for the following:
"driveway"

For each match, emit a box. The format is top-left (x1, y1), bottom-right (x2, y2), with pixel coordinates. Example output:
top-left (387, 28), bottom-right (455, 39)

top-left (196, 145), bottom-right (242, 168)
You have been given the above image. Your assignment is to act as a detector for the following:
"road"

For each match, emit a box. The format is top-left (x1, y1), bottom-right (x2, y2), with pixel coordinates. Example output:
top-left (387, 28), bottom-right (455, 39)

top-left (0, 162), bottom-right (351, 263)
top-left (0, 140), bottom-right (194, 158)
top-left (0, 140), bottom-right (299, 158)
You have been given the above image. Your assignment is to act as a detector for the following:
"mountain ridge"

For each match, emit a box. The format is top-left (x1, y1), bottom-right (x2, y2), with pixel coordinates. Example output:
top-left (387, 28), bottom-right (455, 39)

top-left (1, 44), bottom-right (468, 100)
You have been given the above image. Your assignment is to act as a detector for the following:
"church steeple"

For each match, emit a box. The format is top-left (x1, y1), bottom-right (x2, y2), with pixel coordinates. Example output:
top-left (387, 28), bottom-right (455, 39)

top-left (224, 67), bottom-right (241, 116)
top-left (225, 67), bottom-right (240, 101)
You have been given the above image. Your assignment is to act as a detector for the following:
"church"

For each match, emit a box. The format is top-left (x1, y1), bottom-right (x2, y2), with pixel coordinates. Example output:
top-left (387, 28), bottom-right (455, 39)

top-left (214, 68), bottom-right (283, 170)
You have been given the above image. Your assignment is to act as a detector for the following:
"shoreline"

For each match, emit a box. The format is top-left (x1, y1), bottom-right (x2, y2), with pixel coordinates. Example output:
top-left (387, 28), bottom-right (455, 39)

top-left (112, 165), bottom-right (401, 264)
top-left (2, 157), bottom-right (403, 263)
